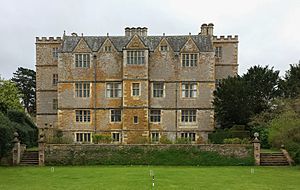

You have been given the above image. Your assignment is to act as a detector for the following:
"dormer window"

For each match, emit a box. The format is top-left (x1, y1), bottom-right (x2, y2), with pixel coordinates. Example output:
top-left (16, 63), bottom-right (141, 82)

top-left (182, 53), bottom-right (198, 67)
top-left (104, 46), bottom-right (112, 52)
top-left (160, 45), bottom-right (168, 52)
top-left (127, 51), bottom-right (145, 64)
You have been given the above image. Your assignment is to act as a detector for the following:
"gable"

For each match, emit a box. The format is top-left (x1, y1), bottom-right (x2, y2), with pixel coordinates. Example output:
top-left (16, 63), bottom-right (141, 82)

top-left (154, 37), bottom-right (174, 52)
top-left (72, 38), bottom-right (92, 53)
top-left (180, 37), bottom-right (200, 53)
top-left (125, 35), bottom-right (147, 49)
top-left (98, 38), bottom-right (116, 52)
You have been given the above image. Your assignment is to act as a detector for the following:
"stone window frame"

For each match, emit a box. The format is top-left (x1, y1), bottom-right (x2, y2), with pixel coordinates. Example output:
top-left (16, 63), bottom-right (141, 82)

top-left (180, 132), bottom-right (196, 142)
top-left (180, 109), bottom-right (197, 123)
top-left (181, 82), bottom-right (198, 98)
top-left (131, 82), bottom-right (141, 97)
top-left (75, 82), bottom-right (90, 98)
top-left (111, 132), bottom-right (121, 143)
top-left (52, 74), bottom-right (58, 86)
top-left (110, 109), bottom-right (122, 123)
top-left (75, 132), bottom-right (92, 143)
top-left (133, 116), bottom-right (139, 124)
top-left (215, 46), bottom-right (222, 58)
top-left (106, 82), bottom-right (122, 98)
top-left (152, 82), bottom-right (165, 98)
top-left (52, 99), bottom-right (58, 111)
top-left (181, 53), bottom-right (198, 67)
top-left (74, 53), bottom-right (91, 68)
top-left (150, 110), bottom-right (161, 123)
top-left (160, 45), bottom-right (168, 52)
top-left (127, 50), bottom-right (145, 65)
top-left (75, 110), bottom-right (91, 123)
top-left (52, 47), bottom-right (59, 59)
top-left (104, 45), bottom-right (112, 52)
top-left (151, 132), bottom-right (160, 143)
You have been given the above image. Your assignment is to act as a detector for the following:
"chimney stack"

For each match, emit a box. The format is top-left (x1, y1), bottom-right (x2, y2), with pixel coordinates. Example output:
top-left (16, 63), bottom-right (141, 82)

top-left (207, 23), bottom-right (214, 35)
top-left (125, 27), bottom-right (148, 37)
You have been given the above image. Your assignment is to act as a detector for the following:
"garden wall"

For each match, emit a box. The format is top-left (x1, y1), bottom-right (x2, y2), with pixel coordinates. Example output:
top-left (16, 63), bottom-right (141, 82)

top-left (45, 144), bottom-right (254, 166)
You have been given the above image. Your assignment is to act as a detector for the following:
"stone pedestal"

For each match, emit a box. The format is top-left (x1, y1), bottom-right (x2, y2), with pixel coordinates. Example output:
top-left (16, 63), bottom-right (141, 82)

top-left (253, 138), bottom-right (261, 166)
top-left (12, 132), bottom-right (20, 165)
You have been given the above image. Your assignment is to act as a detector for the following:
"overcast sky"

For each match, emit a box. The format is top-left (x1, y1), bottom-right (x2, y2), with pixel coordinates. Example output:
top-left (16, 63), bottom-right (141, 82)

top-left (0, 0), bottom-right (299, 79)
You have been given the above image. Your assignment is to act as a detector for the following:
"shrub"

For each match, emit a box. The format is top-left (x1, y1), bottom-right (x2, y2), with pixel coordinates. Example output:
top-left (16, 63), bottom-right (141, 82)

top-left (0, 113), bottom-right (13, 159)
top-left (223, 138), bottom-right (250, 144)
top-left (268, 110), bottom-right (300, 163)
top-left (175, 138), bottom-right (192, 144)
top-left (208, 127), bottom-right (251, 144)
top-left (48, 136), bottom-right (73, 144)
top-left (159, 135), bottom-right (173, 144)
top-left (92, 134), bottom-right (112, 144)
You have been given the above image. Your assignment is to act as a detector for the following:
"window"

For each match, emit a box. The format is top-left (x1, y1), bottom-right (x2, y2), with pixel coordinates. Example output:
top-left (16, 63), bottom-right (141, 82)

top-left (52, 99), bottom-right (58, 110)
top-left (160, 45), bottom-right (168, 52)
top-left (75, 54), bottom-right (90, 68)
top-left (52, 74), bottom-right (58, 86)
top-left (106, 83), bottom-right (122, 98)
top-left (75, 82), bottom-right (90, 98)
top-left (104, 46), bottom-right (112, 52)
top-left (151, 132), bottom-right (159, 143)
top-left (181, 83), bottom-right (197, 98)
top-left (52, 48), bottom-right (59, 59)
top-left (127, 51), bottom-right (145, 64)
top-left (75, 110), bottom-right (91, 122)
top-left (150, 110), bottom-right (161, 123)
top-left (181, 132), bottom-right (196, 142)
top-left (112, 132), bottom-right (121, 142)
top-left (215, 47), bottom-right (222, 58)
top-left (182, 53), bottom-right (198, 67)
top-left (153, 82), bottom-right (164, 98)
top-left (181, 110), bottom-right (196, 123)
top-left (75, 133), bottom-right (91, 143)
top-left (111, 109), bottom-right (121, 122)
top-left (132, 83), bottom-right (140, 96)
top-left (133, 116), bottom-right (138, 124)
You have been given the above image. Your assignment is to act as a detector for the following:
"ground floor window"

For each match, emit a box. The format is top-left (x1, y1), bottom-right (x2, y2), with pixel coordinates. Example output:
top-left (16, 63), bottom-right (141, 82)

top-left (112, 132), bottom-right (121, 143)
top-left (75, 132), bottom-right (92, 143)
top-left (151, 132), bottom-right (159, 143)
top-left (181, 132), bottom-right (196, 142)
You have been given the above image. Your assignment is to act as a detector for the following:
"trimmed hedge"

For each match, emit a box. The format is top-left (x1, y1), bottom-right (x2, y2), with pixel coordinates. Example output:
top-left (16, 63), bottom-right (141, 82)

top-left (45, 145), bottom-right (254, 166)
top-left (208, 126), bottom-right (250, 144)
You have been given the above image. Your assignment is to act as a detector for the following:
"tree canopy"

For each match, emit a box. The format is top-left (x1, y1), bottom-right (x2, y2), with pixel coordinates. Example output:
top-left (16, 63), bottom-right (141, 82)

top-left (0, 80), bottom-right (23, 113)
top-left (280, 63), bottom-right (300, 98)
top-left (11, 67), bottom-right (36, 114)
top-left (213, 65), bottom-right (280, 128)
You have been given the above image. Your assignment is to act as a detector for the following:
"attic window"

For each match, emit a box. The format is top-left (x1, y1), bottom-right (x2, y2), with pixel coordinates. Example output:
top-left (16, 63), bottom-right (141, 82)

top-left (160, 45), bottom-right (168, 52)
top-left (104, 46), bottom-right (112, 52)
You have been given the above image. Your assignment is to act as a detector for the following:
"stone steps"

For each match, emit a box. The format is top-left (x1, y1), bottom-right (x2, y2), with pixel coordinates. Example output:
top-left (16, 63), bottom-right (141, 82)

top-left (260, 152), bottom-right (289, 166)
top-left (20, 151), bottom-right (39, 166)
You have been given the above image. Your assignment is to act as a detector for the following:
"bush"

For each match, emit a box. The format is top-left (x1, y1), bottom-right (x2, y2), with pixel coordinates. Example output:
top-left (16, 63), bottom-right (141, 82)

top-left (208, 127), bottom-right (251, 144)
top-left (92, 134), bottom-right (112, 144)
top-left (223, 138), bottom-right (250, 144)
top-left (250, 126), bottom-right (270, 148)
top-left (175, 138), bottom-right (192, 144)
top-left (268, 110), bottom-right (300, 163)
top-left (159, 135), bottom-right (173, 144)
top-left (0, 113), bottom-right (13, 159)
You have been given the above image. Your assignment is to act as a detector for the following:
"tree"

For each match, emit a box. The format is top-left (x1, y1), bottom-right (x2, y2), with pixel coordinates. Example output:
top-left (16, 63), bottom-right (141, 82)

top-left (280, 63), bottom-right (300, 98)
top-left (0, 80), bottom-right (23, 113)
top-left (214, 65), bottom-right (280, 128)
top-left (214, 76), bottom-right (252, 128)
top-left (243, 65), bottom-right (280, 114)
top-left (11, 67), bottom-right (36, 114)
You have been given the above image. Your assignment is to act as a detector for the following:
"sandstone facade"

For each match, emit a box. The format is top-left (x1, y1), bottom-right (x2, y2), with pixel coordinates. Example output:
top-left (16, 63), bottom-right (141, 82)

top-left (36, 24), bottom-right (238, 144)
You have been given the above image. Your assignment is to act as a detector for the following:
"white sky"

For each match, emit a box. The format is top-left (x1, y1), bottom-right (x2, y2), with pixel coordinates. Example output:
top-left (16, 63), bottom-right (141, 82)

top-left (0, 0), bottom-right (299, 79)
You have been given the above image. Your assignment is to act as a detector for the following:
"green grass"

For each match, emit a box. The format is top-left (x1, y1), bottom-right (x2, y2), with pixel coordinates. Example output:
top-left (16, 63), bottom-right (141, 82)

top-left (0, 166), bottom-right (299, 190)
top-left (261, 148), bottom-right (281, 153)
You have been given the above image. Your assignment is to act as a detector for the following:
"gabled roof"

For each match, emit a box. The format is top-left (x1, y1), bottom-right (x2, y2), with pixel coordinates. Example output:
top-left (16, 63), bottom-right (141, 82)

top-left (61, 35), bottom-right (213, 53)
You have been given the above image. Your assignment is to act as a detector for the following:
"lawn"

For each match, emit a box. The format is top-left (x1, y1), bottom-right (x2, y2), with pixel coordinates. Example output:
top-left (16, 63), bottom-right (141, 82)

top-left (0, 166), bottom-right (299, 190)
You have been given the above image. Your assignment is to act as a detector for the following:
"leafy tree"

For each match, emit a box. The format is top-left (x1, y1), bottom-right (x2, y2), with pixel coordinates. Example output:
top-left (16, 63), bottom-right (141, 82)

top-left (243, 65), bottom-right (280, 114)
top-left (214, 76), bottom-right (252, 128)
top-left (11, 67), bottom-right (36, 115)
top-left (0, 80), bottom-right (23, 113)
top-left (214, 65), bottom-right (280, 128)
top-left (280, 63), bottom-right (300, 98)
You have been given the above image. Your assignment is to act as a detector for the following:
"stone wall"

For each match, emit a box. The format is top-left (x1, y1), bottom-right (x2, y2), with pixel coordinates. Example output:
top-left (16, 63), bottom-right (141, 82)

top-left (45, 144), bottom-right (253, 166)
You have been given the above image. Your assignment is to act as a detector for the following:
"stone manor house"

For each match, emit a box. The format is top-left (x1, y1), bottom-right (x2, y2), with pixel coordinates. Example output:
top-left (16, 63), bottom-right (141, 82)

top-left (36, 23), bottom-right (238, 144)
